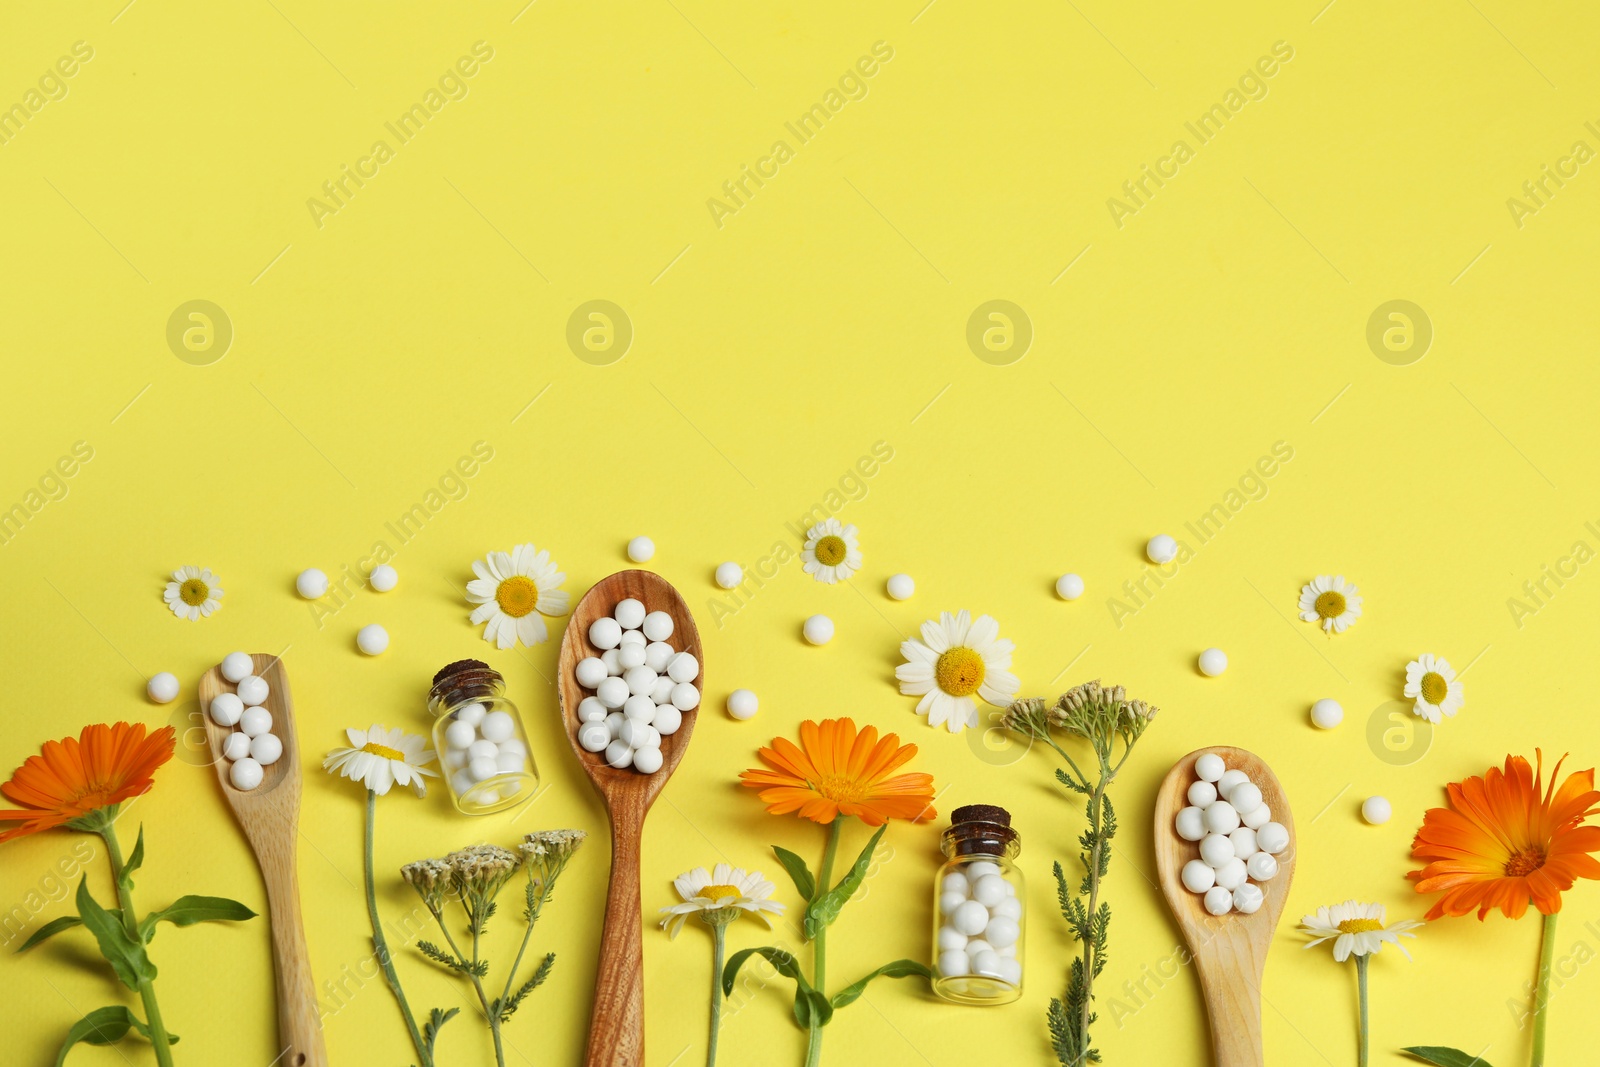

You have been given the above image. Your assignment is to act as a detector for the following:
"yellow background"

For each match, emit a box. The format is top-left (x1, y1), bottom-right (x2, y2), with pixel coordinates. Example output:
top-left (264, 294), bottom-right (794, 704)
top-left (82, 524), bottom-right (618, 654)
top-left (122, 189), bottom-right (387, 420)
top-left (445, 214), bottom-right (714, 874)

top-left (3, 1), bottom-right (1599, 1064)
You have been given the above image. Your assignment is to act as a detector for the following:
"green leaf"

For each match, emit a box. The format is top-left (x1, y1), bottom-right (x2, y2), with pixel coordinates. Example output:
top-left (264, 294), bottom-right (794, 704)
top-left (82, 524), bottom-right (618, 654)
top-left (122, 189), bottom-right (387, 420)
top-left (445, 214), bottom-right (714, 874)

top-left (74, 876), bottom-right (155, 991)
top-left (722, 946), bottom-right (830, 1029)
top-left (803, 824), bottom-right (887, 938)
top-left (1401, 1047), bottom-right (1497, 1067)
top-left (139, 895), bottom-right (256, 942)
top-left (771, 847), bottom-right (815, 901)
top-left (53, 1005), bottom-right (175, 1066)
top-left (14, 915), bottom-right (84, 953)
top-left (422, 1007), bottom-right (459, 1057)
top-left (828, 958), bottom-right (932, 1008)
top-left (118, 826), bottom-right (145, 892)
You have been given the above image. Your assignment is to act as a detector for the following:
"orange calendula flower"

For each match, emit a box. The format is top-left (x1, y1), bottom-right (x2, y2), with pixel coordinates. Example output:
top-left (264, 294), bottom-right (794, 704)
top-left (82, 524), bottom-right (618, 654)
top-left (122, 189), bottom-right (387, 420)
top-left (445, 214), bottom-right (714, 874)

top-left (739, 717), bottom-right (935, 826)
top-left (1409, 751), bottom-right (1600, 920)
top-left (0, 722), bottom-right (176, 842)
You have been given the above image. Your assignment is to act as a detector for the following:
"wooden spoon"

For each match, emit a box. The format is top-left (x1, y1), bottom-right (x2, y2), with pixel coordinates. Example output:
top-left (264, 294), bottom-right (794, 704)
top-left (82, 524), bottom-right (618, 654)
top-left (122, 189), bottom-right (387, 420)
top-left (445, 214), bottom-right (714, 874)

top-left (1152, 746), bottom-right (1297, 1067)
top-left (558, 570), bottom-right (702, 1067)
top-left (197, 653), bottom-right (327, 1067)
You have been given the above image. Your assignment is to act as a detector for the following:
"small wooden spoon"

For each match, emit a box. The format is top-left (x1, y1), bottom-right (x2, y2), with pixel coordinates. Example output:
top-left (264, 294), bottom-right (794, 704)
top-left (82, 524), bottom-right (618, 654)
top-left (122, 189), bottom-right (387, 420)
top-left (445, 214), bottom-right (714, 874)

top-left (1152, 746), bottom-right (1297, 1067)
top-left (558, 570), bottom-right (702, 1067)
top-left (198, 654), bottom-right (326, 1067)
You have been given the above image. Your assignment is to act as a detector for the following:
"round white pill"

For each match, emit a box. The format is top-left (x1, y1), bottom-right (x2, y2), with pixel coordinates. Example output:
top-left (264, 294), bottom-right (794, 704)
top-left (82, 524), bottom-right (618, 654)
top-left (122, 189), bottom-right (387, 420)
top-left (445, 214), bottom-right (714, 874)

top-left (996, 957), bottom-right (1023, 986)
top-left (296, 568), bottom-right (329, 599)
top-left (578, 723), bottom-right (610, 752)
top-left (1199, 834), bottom-right (1234, 868)
top-left (1217, 770), bottom-right (1250, 800)
top-left (625, 666), bottom-right (658, 697)
top-left (1203, 885), bottom-right (1234, 916)
top-left (456, 703), bottom-right (486, 727)
top-left (443, 749), bottom-right (467, 771)
top-left (1233, 882), bottom-right (1265, 914)
top-left (468, 739), bottom-right (499, 761)
top-left (651, 676), bottom-right (676, 704)
top-left (963, 937), bottom-right (992, 958)
top-left (146, 672), bottom-right (179, 704)
top-left (952, 900), bottom-right (990, 936)
top-left (619, 629), bottom-right (646, 647)
top-left (727, 689), bottom-right (759, 720)
top-left (604, 740), bottom-right (633, 769)
top-left (938, 950), bottom-right (970, 977)
top-left (1175, 806), bottom-right (1206, 842)
top-left (1246, 851), bottom-right (1279, 881)
top-left (1181, 859), bottom-right (1216, 893)
top-left (230, 757), bottom-right (264, 791)
top-left (1229, 827), bottom-right (1259, 859)
top-left (939, 890), bottom-right (966, 915)
top-left (356, 624), bottom-right (389, 656)
top-left (480, 711), bottom-right (514, 743)
top-left (500, 737), bottom-right (527, 759)
top-left (886, 573), bottom-right (915, 600)
top-left (1203, 802), bottom-right (1241, 835)
top-left (1055, 573), bottom-right (1085, 600)
top-left (468, 756), bottom-right (498, 782)
top-left (938, 926), bottom-right (967, 952)
top-left (623, 694), bottom-right (656, 721)
top-left (210, 693), bottom-right (244, 727)
top-left (994, 897), bottom-right (1023, 920)
top-left (627, 536), bottom-right (655, 563)
top-left (1230, 782), bottom-right (1263, 816)
top-left (971, 950), bottom-right (1005, 978)
top-left (250, 733), bottom-right (283, 766)
top-left (614, 598), bottom-right (646, 629)
top-left (1147, 534), bottom-right (1178, 564)
top-left (1214, 858), bottom-right (1248, 891)
top-left (643, 611), bottom-right (675, 642)
top-left (576, 658), bottom-right (608, 688)
top-left (1195, 753), bottom-right (1226, 782)
top-left (602, 649), bottom-right (624, 676)
top-left (1241, 802), bottom-right (1271, 830)
top-left (369, 564), bottom-right (398, 592)
top-left (618, 643), bottom-right (647, 670)
top-left (715, 562), bottom-right (743, 589)
top-left (237, 675), bottom-right (269, 706)
top-left (596, 677), bottom-right (630, 709)
top-left (1362, 796), bottom-right (1392, 825)
top-left (632, 746), bottom-right (664, 774)
top-left (666, 652), bottom-right (700, 683)
top-left (445, 720), bottom-right (476, 750)
top-left (670, 682), bottom-right (701, 711)
top-left (222, 731), bottom-right (252, 761)
top-left (451, 769), bottom-right (475, 795)
top-left (220, 651), bottom-right (254, 684)
top-left (1257, 822), bottom-right (1290, 854)
top-left (653, 705), bottom-right (682, 735)
top-left (589, 618), bottom-right (622, 650)
top-left (967, 861), bottom-right (1002, 880)
top-left (1311, 698), bottom-right (1344, 729)
top-left (644, 641), bottom-right (674, 672)
top-left (619, 720), bottom-right (659, 750)
top-left (1198, 648), bottom-right (1228, 677)
top-left (1187, 780), bottom-right (1218, 808)
top-left (240, 706), bottom-right (273, 738)
top-left (604, 712), bottom-right (625, 738)
top-left (942, 871), bottom-right (970, 895)
top-left (803, 615), bottom-right (834, 645)
top-left (973, 875), bottom-right (1008, 907)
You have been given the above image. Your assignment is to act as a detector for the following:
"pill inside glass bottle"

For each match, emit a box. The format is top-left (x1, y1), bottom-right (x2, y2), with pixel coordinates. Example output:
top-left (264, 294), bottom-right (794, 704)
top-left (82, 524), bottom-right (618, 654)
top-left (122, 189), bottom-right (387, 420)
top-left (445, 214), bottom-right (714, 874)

top-left (428, 659), bottom-right (539, 815)
top-left (932, 803), bottom-right (1025, 1005)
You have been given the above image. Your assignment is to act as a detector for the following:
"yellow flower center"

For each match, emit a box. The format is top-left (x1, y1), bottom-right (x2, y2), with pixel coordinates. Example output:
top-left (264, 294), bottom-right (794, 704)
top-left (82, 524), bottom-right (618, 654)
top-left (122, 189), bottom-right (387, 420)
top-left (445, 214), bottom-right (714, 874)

top-left (1336, 918), bottom-right (1384, 934)
top-left (816, 774), bottom-right (868, 804)
top-left (1314, 590), bottom-right (1346, 619)
top-left (180, 579), bottom-right (211, 606)
top-left (1506, 846), bottom-right (1546, 878)
top-left (935, 646), bottom-right (986, 697)
top-left (702, 884), bottom-right (741, 903)
top-left (361, 742), bottom-right (406, 761)
top-left (814, 535), bottom-right (847, 566)
top-left (1420, 671), bottom-right (1449, 705)
top-left (495, 575), bottom-right (539, 618)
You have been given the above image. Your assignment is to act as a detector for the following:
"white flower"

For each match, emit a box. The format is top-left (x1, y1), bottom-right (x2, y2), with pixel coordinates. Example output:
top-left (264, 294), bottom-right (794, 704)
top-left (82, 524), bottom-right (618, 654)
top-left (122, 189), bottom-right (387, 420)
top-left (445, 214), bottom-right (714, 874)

top-left (659, 863), bottom-right (784, 938)
top-left (1404, 653), bottom-right (1463, 723)
top-left (1298, 574), bottom-right (1362, 633)
top-left (896, 610), bottom-right (1019, 734)
top-left (323, 724), bottom-right (438, 797)
top-left (465, 543), bottom-right (569, 649)
top-left (801, 518), bottom-right (862, 585)
top-left (1301, 900), bottom-right (1422, 962)
top-left (163, 565), bottom-right (224, 621)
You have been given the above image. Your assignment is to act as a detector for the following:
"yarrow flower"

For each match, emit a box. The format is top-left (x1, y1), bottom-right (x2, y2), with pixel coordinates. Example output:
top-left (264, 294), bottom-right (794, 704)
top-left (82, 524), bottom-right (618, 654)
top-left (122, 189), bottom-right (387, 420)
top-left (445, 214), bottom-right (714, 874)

top-left (801, 518), bottom-right (861, 584)
top-left (1403, 654), bottom-right (1463, 724)
top-left (896, 610), bottom-right (1019, 733)
top-left (521, 829), bottom-right (587, 892)
top-left (447, 843), bottom-right (523, 900)
top-left (466, 543), bottom-right (569, 649)
top-left (1298, 574), bottom-right (1361, 634)
top-left (660, 863), bottom-right (784, 939)
top-left (1300, 900), bottom-right (1421, 961)
top-left (400, 857), bottom-right (454, 912)
top-left (164, 565), bottom-right (224, 620)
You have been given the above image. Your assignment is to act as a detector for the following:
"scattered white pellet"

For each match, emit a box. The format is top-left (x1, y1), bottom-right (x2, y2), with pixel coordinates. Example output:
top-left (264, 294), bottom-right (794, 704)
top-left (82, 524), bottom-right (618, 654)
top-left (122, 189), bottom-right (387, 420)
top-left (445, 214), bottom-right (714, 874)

top-left (369, 565), bottom-right (398, 592)
top-left (147, 673), bottom-right (179, 704)
top-left (886, 574), bottom-right (915, 600)
top-left (1361, 796), bottom-right (1392, 825)
top-left (1146, 535), bottom-right (1178, 564)
top-left (1198, 648), bottom-right (1228, 677)
top-left (296, 568), bottom-right (329, 599)
top-left (1311, 698), bottom-right (1344, 729)
top-left (627, 536), bottom-right (655, 563)
top-left (715, 562), bottom-right (743, 589)
top-left (356, 624), bottom-right (389, 656)
top-left (727, 689), bottom-right (759, 721)
top-left (803, 615), bottom-right (834, 645)
top-left (1054, 573), bottom-right (1085, 601)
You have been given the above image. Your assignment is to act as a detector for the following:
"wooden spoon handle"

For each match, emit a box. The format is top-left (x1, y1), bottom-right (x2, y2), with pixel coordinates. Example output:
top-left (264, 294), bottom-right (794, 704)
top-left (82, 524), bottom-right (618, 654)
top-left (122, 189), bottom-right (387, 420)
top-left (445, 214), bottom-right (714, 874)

top-left (584, 821), bottom-right (645, 1067)
top-left (259, 845), bottom-right (328, 1067)
top-left (1199, 958), bottom-right (1264, 1067)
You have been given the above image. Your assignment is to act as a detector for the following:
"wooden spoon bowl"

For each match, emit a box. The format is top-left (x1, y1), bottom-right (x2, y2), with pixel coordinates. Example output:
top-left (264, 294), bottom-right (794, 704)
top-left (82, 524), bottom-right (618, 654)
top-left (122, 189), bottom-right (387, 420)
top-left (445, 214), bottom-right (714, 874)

top-left (1152, 746), bottom-right (1296, 1067)
top-left (196, 654), bottom-right (325, 1067)
top-left (557, 570), bottom-right (703, 1067)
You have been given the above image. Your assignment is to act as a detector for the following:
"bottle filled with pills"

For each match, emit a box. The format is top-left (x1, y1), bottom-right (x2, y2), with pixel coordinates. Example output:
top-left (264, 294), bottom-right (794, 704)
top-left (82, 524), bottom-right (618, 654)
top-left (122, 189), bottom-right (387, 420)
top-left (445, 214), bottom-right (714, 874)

top-left (428, 659), bottom-right (539, 814)
top-left (933, 803), bottom-right (1025, 1005)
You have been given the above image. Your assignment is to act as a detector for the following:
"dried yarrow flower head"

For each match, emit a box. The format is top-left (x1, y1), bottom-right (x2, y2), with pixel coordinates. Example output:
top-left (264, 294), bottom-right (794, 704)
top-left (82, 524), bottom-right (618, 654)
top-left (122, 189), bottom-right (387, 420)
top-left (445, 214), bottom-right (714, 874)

top-left (521, 829), bottom-right (587, 895)
top-left (447, 843), bottom-right (523, 900)
top-left (400, 857), bottom-right (454, 912)
top-left (1001, 696), bottom-right (1053, 740)
top-left (1050, 679), bottom-right (1158, 746)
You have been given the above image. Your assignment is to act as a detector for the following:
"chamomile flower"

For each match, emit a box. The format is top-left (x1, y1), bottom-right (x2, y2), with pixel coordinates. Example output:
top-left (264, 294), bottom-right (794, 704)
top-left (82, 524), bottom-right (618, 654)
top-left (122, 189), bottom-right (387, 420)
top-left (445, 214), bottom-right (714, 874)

top-left (465, 543), bottom-right (569, 649)
top-left (322, 724), bottom-right (438, 797)
top-left (163, 565), bottom-right (224, 621)
top-left (896, 610), bottom-right (1019, 734)
top-left (801, 518), bottom-right (861, 585)
top-left (1300, 900), bottom-right (1422, 961)
top-left (1404, 654), bottom-right (1463, 723)
top-left (659, 863), bottom-right (784, 938)
top-left (1298, 574), bottom-right (1362, 633)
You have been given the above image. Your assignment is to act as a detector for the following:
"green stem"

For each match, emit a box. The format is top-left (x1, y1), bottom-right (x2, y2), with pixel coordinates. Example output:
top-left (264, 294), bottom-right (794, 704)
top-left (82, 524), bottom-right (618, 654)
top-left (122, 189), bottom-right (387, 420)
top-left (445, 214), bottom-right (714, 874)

top-left (500, 880), bottom-right (545, 1009)
top-left (804, 818), bottom-right (844, 1067)
top-left (463, 895), bottom-right (506, 1067)
top-left (1532, 911), bottom-right (1558, 1067)
top-left (364, 790), bottom-right (431, 1067)
top-left (101, 822), bottom-right (175, 1067)
top-left (708, 922), bottom-right (726, 1067)
top-left (1077, 782), bottom-right (1107, 1064)
top-left (1355, 954), bottom-right (1369, 1067)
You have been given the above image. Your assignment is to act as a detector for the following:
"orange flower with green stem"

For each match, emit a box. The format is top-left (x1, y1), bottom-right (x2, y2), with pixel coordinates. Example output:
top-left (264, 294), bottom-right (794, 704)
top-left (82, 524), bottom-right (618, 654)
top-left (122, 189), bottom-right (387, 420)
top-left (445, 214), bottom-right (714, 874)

top-left (1403, 751), bottom-right (1600, 1067)
top-left (1, 721), bottom-right (255, 1066)
top-left (730, 718), bottom-right (935, 1067)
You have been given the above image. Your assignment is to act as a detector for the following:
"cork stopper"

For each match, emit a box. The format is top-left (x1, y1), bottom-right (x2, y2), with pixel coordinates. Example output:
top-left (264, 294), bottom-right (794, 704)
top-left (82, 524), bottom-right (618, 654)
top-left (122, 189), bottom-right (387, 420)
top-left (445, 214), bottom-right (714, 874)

top-left (944, 803), bottom-right (1019, 857)
top-left (429, 659), bottom-right (504, 707)
top-left (952, 804), bottom-right (1011, 828)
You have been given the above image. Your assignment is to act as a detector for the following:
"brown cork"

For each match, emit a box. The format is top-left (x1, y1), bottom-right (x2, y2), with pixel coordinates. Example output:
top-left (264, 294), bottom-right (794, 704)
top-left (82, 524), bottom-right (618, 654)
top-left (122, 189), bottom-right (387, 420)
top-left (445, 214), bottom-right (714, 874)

top-left (430, 659), bottom-right (503, 706)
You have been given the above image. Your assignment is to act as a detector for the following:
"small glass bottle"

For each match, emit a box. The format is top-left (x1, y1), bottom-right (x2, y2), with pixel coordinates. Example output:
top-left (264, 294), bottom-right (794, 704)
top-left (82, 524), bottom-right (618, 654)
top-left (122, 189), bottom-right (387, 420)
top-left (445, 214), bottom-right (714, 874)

top-left (932, 803), bottom-right (1025, 1005)
top-left (427, 659), bottom-right (539, 815)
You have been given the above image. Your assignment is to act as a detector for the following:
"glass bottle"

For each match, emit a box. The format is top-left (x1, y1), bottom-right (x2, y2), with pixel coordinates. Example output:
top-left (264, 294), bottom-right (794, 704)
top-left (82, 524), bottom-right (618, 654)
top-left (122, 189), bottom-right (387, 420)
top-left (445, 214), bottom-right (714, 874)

top-left (932, 803), bottom-right (1024, 1005)
top-left (427, 659), bottom-right (539, 815)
